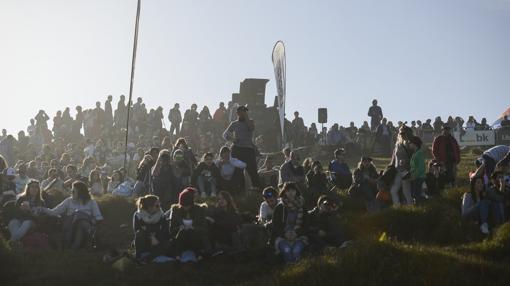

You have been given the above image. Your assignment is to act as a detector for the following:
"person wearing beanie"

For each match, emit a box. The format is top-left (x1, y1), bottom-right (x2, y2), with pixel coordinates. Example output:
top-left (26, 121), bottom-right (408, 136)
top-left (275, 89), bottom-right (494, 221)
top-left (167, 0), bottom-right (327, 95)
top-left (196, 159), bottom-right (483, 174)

top-left (168, 187), bottom-right (209, 261)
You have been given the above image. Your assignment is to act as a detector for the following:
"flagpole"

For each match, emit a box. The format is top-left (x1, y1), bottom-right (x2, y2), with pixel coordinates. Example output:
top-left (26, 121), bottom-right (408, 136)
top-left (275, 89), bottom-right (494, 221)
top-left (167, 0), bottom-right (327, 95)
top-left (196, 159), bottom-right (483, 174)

top-left (124, 0), bottom-right (141, 171)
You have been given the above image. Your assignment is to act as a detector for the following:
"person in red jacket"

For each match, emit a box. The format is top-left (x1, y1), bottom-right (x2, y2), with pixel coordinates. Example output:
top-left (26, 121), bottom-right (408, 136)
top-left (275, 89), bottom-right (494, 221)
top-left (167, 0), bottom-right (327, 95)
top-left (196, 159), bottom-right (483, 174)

top-left (432, 124), bottom-right (460, 186)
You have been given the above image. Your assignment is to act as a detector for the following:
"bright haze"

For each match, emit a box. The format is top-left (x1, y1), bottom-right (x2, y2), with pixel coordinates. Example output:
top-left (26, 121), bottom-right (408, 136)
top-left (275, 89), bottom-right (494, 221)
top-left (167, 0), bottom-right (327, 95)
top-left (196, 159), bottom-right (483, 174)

top-left (1, 0), bottom-right (509, 134)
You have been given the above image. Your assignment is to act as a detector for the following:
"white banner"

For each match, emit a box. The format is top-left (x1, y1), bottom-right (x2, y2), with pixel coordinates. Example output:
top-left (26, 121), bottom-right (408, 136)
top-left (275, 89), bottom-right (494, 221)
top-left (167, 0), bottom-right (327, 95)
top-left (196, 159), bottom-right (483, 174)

top-left (272, 41), bottom-right (286, 143)
top-left (453, 130), bottom-right (495, 146)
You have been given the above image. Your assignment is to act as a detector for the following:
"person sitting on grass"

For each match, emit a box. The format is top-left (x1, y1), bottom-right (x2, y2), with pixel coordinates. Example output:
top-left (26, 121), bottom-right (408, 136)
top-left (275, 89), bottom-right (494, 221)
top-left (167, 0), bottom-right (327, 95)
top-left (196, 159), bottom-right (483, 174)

top-left (307, 195), bottom-right (344, 251)
top-left (425, 160), bottom-right (447, 197)
top-left (192, 152), bottom-right (220, 198)
top-left (271, 182), bottom-right (308, 264)
top-left (305, 161), bottom-right (329, 207)
top-left (206, 191), bottom-right (241, 252)
top-left (258, 186), bottom-right (278, 224)
top-left (44, 181), bottom-right (103, 249)
top-left (4, 179), bottom-right (46, 244)
top-left (168, 187), bottom-right (209, 262)
top-left (487, 171), bottom-right (507, 222)
top-left (133, 195), bottom-right (170, 263)
top-left (461, 176), bottom-right (504, 235)
top-left (88, 169), bottom-right (104, 197)
top-left (350, 156), bottom-right (379, 213)
top-left (279, 151), bottom-right (305, 185)
top-left (215, 146), bottom-right (246, 196)
top-left (328, 148), bottom-right (352, 190)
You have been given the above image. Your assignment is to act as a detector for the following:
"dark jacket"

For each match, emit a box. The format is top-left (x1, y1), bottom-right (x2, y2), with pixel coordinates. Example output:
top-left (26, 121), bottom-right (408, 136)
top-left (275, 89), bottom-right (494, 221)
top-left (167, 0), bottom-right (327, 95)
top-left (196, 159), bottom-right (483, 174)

top-left (271, 202), bottom-right (308, 241)
top-left (191, 162), bottom-right (221, 186)
top-left (432, 135), bottom-right (461, 164)
top-left (168, 204), bottom-right (207, 238)
top-left (133, 211), bottom-right (170, 242)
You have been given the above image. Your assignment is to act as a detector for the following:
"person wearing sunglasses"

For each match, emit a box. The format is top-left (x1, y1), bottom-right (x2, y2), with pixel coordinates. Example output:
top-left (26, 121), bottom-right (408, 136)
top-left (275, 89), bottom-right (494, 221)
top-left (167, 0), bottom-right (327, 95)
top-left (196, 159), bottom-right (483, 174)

top-left (133, 195), bottom-right (170, 263)
top-left (307, 195), bottom-right (344, 250)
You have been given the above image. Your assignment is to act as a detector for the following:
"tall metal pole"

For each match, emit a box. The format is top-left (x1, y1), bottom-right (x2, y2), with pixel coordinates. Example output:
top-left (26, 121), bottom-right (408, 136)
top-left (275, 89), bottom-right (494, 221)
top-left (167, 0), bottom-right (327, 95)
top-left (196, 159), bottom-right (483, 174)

top-left (123, 0), bottom-right (141, 171)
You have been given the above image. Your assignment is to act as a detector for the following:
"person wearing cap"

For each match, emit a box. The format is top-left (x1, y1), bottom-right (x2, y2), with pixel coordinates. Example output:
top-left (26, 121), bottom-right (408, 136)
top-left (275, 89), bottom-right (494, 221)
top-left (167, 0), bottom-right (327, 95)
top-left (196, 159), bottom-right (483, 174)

top-left (432, 124), bottom-right (461, 186)
top-left (389, 125), bottom-right (414, 206)
top-left (307, 195), bottom-right (344, 250)
top-left (258, 187), bottom-right (278, 223)
top-left (222, 105), bottom-right (261, 189)
top-left (168, 187), bottom-right (209, 261)
top-left (351, 156), bottom-right (379, 212)
top-left (409, 136), bottom-right (426, 204)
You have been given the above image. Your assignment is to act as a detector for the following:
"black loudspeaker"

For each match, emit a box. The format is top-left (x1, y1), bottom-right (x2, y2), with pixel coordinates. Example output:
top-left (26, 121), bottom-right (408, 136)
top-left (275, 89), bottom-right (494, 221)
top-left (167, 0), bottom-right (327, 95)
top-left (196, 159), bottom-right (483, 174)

top-left (318, 108), bottom-right (327, 124)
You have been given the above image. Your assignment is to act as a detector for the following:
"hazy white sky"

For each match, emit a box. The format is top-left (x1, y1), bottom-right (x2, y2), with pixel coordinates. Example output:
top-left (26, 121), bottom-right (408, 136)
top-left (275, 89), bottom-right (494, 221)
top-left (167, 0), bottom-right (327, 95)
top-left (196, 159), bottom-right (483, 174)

top-left (1, 0), bottom-right (509, 134)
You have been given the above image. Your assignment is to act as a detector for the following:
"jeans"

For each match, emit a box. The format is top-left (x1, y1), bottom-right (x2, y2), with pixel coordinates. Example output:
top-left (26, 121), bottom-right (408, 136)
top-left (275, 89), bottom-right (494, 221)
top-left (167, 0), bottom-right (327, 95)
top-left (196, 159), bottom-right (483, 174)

top-left (390, 171), bottom-right (412, 206)
top-left (278, 239), bottom-right (305, 263)
top-left (197, 175), bottom-right (217, 196)
top-left (8, 219), bottom-right (34, 241)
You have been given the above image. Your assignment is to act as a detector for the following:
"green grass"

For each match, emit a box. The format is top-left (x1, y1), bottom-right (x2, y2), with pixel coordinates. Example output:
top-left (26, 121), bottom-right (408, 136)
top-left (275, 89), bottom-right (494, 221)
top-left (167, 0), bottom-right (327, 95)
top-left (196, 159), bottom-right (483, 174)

top-left (2, 149), bottom-right (510, 285)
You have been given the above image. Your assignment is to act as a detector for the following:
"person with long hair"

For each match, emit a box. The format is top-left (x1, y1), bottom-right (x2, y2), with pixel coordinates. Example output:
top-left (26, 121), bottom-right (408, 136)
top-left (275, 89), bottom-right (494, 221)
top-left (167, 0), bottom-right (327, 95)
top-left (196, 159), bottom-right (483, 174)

top-left (206, 191), bottom-right (241, 251)
top-left (133, 195), bottom-right (169, 262)
top-left (173, 137), bottom-right (197, 170)
top-left (461, 176), bottom-right (503, 235)
top-left (133, 154), bottom-right (154, 197)
top-left (5, 179), bottom-right (45, 242)
top-left (389, 125), bottom-right (413, 206)
top-left (89, 169), bottom-right (104, 196)
top-left (150, 149), bottom-right (177, 208)
top-left (272, 182), bottom-right (308, 264)
top-left (44, 181), bottom-right (103, 249)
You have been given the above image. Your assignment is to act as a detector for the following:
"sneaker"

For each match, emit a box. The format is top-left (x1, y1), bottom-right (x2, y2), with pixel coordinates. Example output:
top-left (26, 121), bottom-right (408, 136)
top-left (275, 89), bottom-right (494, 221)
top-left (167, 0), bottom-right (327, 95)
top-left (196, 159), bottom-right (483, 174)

top-left (480, 223), bottom-right (489, 235)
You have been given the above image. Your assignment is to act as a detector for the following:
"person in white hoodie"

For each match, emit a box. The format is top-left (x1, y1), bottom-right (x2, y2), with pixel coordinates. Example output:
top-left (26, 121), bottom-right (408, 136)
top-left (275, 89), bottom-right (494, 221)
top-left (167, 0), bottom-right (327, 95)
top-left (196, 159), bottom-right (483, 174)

top-left (215, 146), bottom-right (246, 195)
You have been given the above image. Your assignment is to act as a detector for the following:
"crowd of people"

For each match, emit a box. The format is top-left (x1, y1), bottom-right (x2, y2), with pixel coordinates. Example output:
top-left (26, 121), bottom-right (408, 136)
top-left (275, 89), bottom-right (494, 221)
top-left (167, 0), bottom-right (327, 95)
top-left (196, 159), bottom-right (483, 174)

top-left (0, 95), bottom-right (509, 265)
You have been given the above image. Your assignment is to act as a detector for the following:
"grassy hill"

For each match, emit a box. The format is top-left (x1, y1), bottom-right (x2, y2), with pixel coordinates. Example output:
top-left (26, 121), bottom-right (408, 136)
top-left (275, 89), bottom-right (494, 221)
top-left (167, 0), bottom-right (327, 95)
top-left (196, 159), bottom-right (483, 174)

top-left (1, 148), bottom-right (509, 286)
